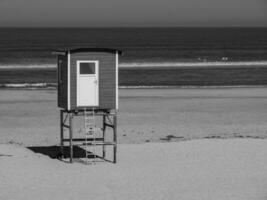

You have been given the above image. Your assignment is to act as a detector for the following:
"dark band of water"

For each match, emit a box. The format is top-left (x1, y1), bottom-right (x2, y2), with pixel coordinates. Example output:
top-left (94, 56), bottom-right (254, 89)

top-left (0, 27), bottom-right (267, 65)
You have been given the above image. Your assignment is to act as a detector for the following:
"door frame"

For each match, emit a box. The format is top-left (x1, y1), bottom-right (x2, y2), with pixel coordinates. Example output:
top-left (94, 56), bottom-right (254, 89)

top-left (76, 60), bottom-right (99, 107)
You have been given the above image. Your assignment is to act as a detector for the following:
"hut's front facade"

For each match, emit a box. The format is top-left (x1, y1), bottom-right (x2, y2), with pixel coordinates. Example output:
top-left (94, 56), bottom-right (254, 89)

top-left (56, 48), bottom-right (121, 111)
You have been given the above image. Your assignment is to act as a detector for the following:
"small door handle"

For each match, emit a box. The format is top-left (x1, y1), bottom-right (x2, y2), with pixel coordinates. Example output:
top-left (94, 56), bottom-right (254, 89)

top-left (94, 80), bottom-right (98, 84)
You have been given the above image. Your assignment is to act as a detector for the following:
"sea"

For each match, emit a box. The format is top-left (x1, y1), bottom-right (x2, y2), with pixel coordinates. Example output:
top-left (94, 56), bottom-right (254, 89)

top-left (0, 27), bottom-right (267, 88)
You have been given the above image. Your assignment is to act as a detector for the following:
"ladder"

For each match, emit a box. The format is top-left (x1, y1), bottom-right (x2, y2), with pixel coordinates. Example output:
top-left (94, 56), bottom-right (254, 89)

top-left (84, 108), bottom-right (96, 164)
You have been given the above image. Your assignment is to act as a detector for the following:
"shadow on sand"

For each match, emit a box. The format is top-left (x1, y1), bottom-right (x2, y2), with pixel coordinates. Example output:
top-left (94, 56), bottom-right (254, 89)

top-left (27, 145), bottom-right (90, 159)
top-left (28, 146), bottom-right (113, 163)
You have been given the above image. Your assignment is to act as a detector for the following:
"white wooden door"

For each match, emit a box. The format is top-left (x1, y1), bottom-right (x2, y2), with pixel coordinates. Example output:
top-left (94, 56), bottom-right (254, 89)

top-left (77, 61), bottom-right (99, 107)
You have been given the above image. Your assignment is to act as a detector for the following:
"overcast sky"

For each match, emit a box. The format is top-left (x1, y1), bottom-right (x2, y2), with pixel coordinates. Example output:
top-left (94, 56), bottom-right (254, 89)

top-left (0, 0), bottom-right (266, 27)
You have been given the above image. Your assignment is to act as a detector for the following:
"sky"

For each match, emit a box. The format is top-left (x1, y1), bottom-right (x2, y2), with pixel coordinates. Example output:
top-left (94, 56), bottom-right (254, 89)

top-left (0, 0), bottom-right (266, 27)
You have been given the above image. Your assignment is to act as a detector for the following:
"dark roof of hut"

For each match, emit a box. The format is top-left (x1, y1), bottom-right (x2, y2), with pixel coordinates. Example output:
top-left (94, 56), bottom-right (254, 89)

top-left (52, 48), bottom-right (122, 55)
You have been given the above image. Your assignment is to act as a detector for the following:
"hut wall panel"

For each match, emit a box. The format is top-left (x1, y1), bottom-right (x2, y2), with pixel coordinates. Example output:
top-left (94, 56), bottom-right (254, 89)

top-left (70, 52), bottom-right (116, 110)
top-left (58, 55), bottom-right (68, 109)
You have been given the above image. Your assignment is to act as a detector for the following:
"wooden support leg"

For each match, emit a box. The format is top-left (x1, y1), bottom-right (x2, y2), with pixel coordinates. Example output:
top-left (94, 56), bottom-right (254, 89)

top-left (69, 113), bottom-right (73, 163)
top-left (60, 110), bottom-right (64, 156)
top-left (102, 115), bottom-right (106, 158)
top-left (113, 114), bottom-right (117, 163)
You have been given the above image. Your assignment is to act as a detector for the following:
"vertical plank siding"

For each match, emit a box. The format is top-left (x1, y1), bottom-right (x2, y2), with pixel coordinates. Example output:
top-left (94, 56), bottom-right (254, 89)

top-left (58, 55), bottom-right (68, 109)
top-left (70, 52), bottom-right (116, 110)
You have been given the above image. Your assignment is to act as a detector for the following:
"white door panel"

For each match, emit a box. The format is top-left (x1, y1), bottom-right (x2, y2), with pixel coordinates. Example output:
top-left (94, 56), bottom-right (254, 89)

top-left (77, 61), bottom-right (99, 107)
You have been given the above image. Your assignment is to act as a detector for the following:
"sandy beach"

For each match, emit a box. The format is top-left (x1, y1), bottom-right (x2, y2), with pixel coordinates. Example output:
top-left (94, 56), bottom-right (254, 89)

top-left (1, 140), bottom-right (267, 200)
top-left (1, 87), bottom-right (267, 199)
top-left (0, 87), bottom-right (267, 145)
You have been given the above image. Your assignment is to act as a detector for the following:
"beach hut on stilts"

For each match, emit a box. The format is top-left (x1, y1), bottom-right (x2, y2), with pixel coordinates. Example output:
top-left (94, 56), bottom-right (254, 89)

top-left (53, 48), bottom-right (121, 164)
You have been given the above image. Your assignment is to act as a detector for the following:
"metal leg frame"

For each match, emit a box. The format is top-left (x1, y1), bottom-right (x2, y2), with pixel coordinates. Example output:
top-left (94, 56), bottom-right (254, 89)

top-left (60, 110), bottom-right (117, 164)
top-left (102, 115), bottom-right (106, 158)
top-left (113, 114), bottom-right (117, 163)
